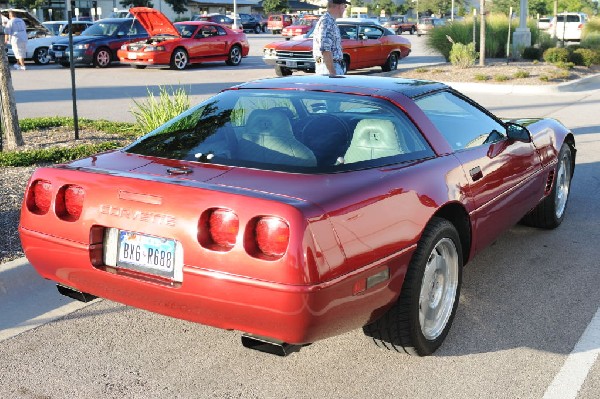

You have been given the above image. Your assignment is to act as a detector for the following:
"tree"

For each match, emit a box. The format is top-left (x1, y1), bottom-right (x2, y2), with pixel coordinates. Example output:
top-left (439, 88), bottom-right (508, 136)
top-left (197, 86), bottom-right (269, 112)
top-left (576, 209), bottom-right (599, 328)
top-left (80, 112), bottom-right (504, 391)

top-left (0, 42), bottom-right (24, 151)
top-left (119, 0), bottom-right (154, 8)
top-left (262, 0), bottom-right (290, 14)
top-left (8, 0), bottom-right (46, 11)
top-left (163, 0), bottom-right (189, 14)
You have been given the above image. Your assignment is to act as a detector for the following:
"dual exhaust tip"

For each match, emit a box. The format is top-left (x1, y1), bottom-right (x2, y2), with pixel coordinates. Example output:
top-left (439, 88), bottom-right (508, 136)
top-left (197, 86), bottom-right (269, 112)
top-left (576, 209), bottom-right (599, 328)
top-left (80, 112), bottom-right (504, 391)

top-left (57, 284), bottom-right (306, 356)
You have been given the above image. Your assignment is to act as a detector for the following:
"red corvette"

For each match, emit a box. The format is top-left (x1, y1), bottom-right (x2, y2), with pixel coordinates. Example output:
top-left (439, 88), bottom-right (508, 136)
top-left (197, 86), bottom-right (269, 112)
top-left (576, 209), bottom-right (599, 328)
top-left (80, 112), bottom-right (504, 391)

top-left (117, 7), bottom-right (249, 70)
top-left (20, 76), bottom-right (575, 356)
top-left (263, 19), bottom-right (411, 76)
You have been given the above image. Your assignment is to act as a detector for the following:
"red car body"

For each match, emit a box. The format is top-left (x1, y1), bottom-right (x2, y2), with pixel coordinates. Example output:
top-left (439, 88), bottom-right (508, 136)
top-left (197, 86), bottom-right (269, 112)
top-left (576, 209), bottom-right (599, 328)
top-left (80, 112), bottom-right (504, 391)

top-left (117, 7), bottom-right (249, 70)
top-left (263, 19), bottom-right (411, 76)
top-left (20, 76), bottom-right (575, 356)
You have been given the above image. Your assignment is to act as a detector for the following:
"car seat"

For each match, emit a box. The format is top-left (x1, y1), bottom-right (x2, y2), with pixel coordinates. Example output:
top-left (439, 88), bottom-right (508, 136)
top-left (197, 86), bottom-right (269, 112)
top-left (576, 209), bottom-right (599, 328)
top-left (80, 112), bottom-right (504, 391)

top-left (238, 109), bottom-right (316, 167)
top-left (343, 119), bottom-right (402, 163)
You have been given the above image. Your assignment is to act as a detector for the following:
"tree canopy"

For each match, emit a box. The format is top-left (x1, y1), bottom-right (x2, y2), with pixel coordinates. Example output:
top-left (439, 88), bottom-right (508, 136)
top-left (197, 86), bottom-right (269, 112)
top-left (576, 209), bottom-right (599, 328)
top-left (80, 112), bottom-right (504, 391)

top-left (262, 0), bottom-right (290, 14)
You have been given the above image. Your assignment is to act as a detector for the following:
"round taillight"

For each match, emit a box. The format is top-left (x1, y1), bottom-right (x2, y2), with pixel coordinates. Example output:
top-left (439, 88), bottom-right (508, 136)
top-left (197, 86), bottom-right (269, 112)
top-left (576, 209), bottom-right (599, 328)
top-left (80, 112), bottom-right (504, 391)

top-left (56, 184), bottom-right (85, 221)
top-left (27, 180), bottom-right (53, 214)
top-left (208, 208), bottom-right (239, 250)
top-left (255, 216), bottom-right (289, 257)
top-left (64, 185), bottom-right (85, 219)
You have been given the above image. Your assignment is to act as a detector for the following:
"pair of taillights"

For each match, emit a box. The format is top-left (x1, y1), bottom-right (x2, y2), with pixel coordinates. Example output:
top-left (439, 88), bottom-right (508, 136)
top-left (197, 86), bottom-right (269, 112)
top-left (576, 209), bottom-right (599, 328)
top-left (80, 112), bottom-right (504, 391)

top-left (26, 180), bottom-right (84, 221)
top-left (200, 209), bottom-right (290, 258)
top-left (25, 179), bottom-right (290, 259)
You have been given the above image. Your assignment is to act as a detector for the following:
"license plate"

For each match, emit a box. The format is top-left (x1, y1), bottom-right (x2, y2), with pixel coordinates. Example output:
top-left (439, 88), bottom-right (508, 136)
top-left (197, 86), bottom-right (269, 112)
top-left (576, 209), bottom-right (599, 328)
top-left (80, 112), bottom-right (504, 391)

top-left (54, 51), bottom-right (63, 57)
top-left (128, 52), bottom-right (137, 59)
top-left (116, 230), bottom-right (177, 279)
top-left (286, 60), bottom-right (297, 67)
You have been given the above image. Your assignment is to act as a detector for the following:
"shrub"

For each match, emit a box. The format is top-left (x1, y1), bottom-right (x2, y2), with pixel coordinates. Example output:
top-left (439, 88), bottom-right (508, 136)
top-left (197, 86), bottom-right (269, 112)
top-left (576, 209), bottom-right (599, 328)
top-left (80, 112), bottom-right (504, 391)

top-left (537, 32), bottom-right (557, 53)
top-left (570, 48), bottom-right (597, 67)
top-left (513, 70), bottom-right (530, 79)
top-left (522, 47), bottom-right (542, 60)
top-left (130, 85), bottom-right (191, 132)
top-left (474, 74), bottom-right (490, 81)
top-left (449, 42), bottom-right (477, 68)
top-left (555, 61), bottom-right (575, 70)
top-left (0, 142), bottom-right (121, 167)
top-left (581, 32), bottom-right (600, 51)
top-left (543, 47), bottom-right (569, 63)
top-left (415, 67), bottom-right (429, 73)
top-left (494, 75), bottom-right (510, 82)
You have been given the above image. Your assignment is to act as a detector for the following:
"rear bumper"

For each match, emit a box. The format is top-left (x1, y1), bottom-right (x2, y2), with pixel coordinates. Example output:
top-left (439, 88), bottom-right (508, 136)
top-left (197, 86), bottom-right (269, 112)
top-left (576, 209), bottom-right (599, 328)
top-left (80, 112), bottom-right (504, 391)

top-left (21, 226), bottom-right (412, 345)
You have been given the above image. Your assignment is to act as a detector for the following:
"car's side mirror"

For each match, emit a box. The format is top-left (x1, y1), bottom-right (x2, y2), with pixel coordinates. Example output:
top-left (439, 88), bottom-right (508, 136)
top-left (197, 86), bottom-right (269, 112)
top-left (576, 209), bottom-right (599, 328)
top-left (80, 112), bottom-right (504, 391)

top-left (506, 122), bottom-right (532, 142)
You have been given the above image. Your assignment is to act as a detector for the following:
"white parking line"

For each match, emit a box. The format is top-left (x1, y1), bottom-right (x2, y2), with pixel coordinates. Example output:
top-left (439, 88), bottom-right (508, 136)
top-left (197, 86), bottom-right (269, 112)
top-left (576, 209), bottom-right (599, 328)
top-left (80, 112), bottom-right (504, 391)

top-left (543, 307), bottom-right (600, 399)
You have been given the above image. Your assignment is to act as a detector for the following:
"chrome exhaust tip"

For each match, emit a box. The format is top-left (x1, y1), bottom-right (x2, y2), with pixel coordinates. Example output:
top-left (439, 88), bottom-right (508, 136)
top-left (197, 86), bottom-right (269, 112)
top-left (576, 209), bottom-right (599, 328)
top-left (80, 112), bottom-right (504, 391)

top-left (241, 334), bottom-right (304, 356)
top-left (56, 284), bottom-right (97, 303)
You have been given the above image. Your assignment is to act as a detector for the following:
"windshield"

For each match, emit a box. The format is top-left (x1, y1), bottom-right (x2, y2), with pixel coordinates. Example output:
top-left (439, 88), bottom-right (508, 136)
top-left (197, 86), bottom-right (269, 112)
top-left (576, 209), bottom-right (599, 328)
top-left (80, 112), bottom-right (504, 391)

top-left (82, 20), bottom-right (128, 36)
top-left (43, 22), bottom-right (62, 35)
top-left (124, 89), bottom-right (434, 173)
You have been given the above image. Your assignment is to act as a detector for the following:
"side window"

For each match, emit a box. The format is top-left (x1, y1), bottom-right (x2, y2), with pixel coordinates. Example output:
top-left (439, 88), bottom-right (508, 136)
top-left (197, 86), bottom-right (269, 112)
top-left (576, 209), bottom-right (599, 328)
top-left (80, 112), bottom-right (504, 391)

top-left (216, 26), bottom-right (227, 36)
top-left (415, 91), bottom-right (506, 151)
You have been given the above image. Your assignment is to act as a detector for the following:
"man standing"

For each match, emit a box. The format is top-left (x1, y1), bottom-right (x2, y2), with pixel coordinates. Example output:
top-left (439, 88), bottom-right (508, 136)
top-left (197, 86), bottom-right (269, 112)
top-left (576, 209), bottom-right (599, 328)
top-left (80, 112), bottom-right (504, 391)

top-left (4, 10), bottom-right (28, 70)
top-left (312, 0), bottom-right (350, 77)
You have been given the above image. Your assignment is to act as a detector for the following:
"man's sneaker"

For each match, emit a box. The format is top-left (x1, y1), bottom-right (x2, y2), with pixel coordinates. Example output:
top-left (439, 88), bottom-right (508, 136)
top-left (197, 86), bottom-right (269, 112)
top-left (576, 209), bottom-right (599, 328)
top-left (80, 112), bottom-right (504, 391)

top-left (12, 64), bottom-right (20, 70)
top-left (19, 66), bottom-right (26, 70)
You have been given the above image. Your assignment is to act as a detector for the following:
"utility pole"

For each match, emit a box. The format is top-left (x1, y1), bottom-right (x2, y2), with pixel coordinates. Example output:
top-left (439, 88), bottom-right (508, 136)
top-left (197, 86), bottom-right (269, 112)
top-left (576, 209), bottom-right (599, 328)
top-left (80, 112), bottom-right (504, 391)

top-left (479, 0), bottom-right (486, 66)
top-left (0, 40), bottom-right (24, 151)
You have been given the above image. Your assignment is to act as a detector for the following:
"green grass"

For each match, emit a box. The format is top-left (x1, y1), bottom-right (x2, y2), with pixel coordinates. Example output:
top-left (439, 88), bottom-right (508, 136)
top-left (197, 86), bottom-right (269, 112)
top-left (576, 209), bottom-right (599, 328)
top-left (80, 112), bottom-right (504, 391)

top-left (1, 118), bottom-right (142, 167)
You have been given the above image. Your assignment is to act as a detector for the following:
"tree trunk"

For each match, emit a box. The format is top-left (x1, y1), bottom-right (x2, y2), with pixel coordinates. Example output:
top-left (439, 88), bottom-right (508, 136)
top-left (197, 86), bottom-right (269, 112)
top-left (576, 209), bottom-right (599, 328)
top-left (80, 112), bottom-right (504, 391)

top-left (0, 40), bottom-right (24, 151)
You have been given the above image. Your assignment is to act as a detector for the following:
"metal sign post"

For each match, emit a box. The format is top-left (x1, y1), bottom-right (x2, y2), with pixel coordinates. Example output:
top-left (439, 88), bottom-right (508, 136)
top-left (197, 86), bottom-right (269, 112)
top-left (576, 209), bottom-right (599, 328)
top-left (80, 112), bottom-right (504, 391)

top-left (67, 0), bottom-right (80, 139)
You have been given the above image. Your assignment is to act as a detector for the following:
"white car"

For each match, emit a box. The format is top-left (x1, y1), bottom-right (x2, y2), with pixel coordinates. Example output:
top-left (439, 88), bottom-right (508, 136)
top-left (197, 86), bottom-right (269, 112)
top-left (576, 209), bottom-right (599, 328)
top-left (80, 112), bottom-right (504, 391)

top-left (1, 9), bottom-right (92, 65)
top-left (549, 12), bottom-right (587, 41)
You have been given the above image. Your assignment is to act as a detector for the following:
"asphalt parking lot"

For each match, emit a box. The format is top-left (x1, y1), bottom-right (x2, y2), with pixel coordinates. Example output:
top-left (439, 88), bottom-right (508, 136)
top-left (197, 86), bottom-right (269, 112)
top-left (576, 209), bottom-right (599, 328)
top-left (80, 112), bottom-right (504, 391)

top-left (2, 34), bottom-right (600, 398)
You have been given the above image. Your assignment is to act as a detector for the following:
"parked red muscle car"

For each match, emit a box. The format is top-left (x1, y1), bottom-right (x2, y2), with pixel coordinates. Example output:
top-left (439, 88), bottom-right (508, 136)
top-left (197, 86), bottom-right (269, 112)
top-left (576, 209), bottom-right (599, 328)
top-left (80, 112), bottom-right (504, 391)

top-left (263, 19), bottom-right (411, 76)
top-left (117, 7), bottom-right (249, 70)
top-left (20, 76), bottom-right (575, 357)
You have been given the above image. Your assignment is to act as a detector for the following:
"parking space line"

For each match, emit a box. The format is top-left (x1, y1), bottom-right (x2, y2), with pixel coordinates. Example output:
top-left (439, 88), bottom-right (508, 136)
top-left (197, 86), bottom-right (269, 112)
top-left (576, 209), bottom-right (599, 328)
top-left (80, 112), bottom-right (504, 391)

top-left (543, 306), bottom-right (600, 399)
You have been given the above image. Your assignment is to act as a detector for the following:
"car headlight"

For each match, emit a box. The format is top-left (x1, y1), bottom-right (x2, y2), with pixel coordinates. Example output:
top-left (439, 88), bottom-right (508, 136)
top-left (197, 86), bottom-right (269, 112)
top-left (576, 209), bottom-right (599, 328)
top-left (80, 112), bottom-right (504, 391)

top-left (144, 45), bottom-right (165, 52)
top-left (120, 44), bottom-right (127, 50)
top-left (74, 43), bottom-right (90, 50)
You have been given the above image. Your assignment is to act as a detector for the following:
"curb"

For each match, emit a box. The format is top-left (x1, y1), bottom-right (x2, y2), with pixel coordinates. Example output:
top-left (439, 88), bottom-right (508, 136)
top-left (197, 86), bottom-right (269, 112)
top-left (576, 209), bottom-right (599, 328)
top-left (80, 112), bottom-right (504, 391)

top-left (441, 73), bottom-right (600, 94)
top-left (0, 257), bottom-right (38, 299)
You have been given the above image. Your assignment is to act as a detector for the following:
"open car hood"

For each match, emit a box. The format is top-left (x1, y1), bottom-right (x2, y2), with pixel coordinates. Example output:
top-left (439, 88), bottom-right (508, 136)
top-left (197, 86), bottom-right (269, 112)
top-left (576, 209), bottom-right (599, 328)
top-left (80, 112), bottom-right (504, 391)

top-left (1, 9), bottom-right (50, 35)
top-left (129, 6), bottom-right (179, 37)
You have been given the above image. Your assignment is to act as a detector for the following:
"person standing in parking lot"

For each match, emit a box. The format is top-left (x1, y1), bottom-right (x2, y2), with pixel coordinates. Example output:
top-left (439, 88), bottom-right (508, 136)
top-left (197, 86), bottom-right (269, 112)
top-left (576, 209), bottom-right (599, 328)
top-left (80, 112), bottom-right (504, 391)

top-left (312, 0), bottom-right (350, 77)
top-left (4, 10), bottom-right (28, 70)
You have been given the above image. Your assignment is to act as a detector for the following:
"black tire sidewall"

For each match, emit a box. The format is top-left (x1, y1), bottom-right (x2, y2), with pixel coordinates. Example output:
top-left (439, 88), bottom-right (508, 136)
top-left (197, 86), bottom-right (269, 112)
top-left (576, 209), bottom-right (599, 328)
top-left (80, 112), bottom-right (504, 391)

top-left (406, 218), bottom-right (463, 355)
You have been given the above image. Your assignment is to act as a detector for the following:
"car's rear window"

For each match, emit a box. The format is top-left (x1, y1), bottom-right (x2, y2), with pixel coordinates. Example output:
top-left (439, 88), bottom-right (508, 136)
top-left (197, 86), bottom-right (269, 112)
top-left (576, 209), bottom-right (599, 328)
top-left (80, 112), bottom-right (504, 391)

top-left (124, 90), bottom-right (434, 173)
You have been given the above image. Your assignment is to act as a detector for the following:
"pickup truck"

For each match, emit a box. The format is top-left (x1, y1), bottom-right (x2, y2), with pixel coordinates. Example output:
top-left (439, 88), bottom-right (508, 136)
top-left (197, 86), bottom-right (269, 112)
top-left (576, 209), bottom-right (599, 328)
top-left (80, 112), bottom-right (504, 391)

top-left (383, 15), bottom-right (417, 35)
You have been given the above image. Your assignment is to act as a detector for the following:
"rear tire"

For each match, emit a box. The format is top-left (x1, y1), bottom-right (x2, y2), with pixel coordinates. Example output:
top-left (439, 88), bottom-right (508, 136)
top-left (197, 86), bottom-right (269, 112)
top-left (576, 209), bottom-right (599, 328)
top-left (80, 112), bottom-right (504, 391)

top-left (225, 45), bottom-right (242, 66)
top-left (521, 142), bottom-right (574, 229)
top-left (254, 25), bottom-right (261, 34)
top-left (363, 217), bottom-right (463, 356)
top-left (381, 53), bottom-right (398, 72)
top-left (33, 47), bottom-right (50, 65)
